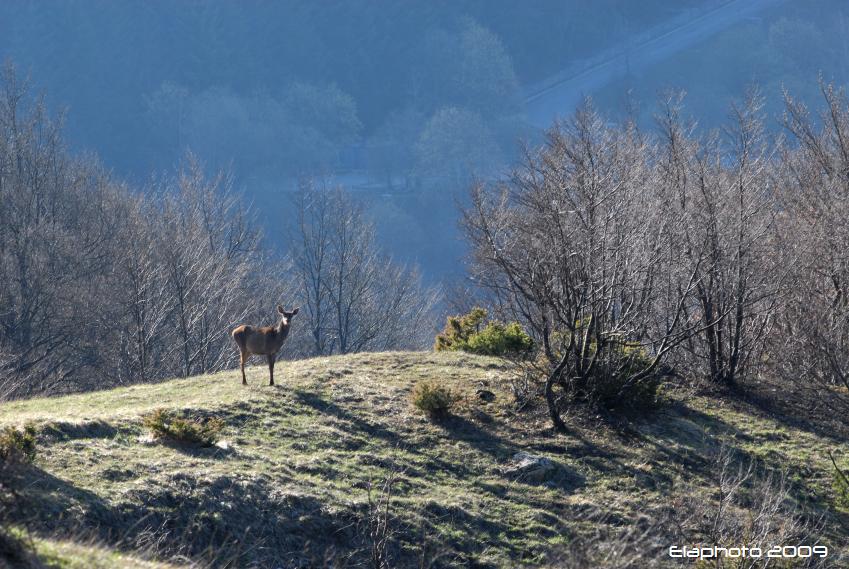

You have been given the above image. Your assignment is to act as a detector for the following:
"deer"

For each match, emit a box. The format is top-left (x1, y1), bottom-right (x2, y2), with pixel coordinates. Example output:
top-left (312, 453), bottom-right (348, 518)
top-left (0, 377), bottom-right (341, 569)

top-left (231, 305), bottom-right (299, 386)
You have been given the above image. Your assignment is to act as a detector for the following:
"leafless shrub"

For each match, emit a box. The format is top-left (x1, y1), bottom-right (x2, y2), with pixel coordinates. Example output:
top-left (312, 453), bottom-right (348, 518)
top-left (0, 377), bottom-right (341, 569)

top-left (464, 100), bottom-right (705, 430)
top-left (506, 359), bottom-right (545, 410)
top-left (363, 470), bottom-right (399, 569)
top-left (542, 486), bottom-right (692, 569)
top-left (547, 446), bottom-right (829, 569)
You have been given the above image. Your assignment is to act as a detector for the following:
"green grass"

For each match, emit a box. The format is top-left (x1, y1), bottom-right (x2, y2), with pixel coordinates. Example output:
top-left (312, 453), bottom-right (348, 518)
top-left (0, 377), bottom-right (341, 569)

top-left (28, 534), bottom-right (180, 569)
top-left (1, 526), bottom-right (180, 569)
top-left (1, 351), bottom-right (847, 567)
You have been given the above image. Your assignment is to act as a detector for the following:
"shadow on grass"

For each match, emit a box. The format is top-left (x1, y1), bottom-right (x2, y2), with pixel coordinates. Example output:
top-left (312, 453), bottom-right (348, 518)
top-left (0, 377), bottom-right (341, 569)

top-left (39, 420), bottom-right (121, 441)
top-left (148, 438), bottom-right (237, 458)
top-left (293, 388), bottom-right (404, 446)
top-left (419, 498), bottom-right (557, 566)
top-left (295, 388), bottom-right (574, 490)
top-left (435, 414), bottom-right (515, 460)
top-left (735, 383), bottom-right (849, 445)
top-left (630, 401), bottom-right (774, 490)
top-left (293, 388), bottom-right (483, 480)
top-left (0, 524), bottom-right (44, 569)
top-left (5, 461), bottom-right (363, 568)
top-left (5, 462), bottom-right (117, 534)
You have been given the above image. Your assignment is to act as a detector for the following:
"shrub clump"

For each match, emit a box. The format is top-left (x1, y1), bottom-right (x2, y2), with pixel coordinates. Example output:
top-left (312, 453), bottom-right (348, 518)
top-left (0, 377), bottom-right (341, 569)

top-left (435, 308), bottom-right (533, 357)
top-left (588, 343), bottom-right (664, 413)
top-left (0, 423), bottom-right (37, 464)
top-left (411, 381), bottom-right (456, 420)
top-left (142, 408), bottom-right (223, 447)
top-left (590, 369), bottom-right (664, 414)
top-left (543, 334), bottom-right (664, 415)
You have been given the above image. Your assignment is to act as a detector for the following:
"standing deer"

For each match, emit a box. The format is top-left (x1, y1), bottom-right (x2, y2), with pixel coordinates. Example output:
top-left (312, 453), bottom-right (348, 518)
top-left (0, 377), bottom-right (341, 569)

top-left (232, 305), bottom-right (299, 386)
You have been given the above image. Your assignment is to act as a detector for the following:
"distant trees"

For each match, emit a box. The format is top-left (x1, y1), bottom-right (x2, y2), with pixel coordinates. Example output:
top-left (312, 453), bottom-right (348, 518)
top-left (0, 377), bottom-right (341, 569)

top-left (278, 82), bottom-right (362, 174)
top-left (144, 81), bottom-right (362, 177)
top-left (409, 19), bottom-right (521, 189)
top-left (416, 19), bottom-right (521, 119)
top-left (415, 107), bottom-right (503, 188)
top-left (288, 183), bottom-right (439, 356)
top-left (367, 108), bottom-right (424, 188)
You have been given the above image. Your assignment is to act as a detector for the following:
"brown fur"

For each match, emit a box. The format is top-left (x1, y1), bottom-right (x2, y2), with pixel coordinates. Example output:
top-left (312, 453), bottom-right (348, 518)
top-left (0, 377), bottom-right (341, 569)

top-left (232, 305), bottom-right (299, 386)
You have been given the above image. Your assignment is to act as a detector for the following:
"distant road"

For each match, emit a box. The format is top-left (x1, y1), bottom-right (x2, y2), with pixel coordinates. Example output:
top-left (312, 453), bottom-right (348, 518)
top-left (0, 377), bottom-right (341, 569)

top-left (524, 0), bottom-right (790, 128)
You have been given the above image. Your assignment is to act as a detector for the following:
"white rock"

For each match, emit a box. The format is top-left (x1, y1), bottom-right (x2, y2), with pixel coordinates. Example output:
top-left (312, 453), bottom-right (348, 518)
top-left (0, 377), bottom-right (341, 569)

top-left (503, 452), bottom-right (556, 483)
top-left (137, 434), bottom-right (156, 445)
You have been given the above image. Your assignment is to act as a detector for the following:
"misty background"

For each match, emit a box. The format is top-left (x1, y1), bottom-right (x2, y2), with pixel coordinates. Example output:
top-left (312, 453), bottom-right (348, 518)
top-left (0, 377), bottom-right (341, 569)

top-left (2, 0), bottom-right (847, 282)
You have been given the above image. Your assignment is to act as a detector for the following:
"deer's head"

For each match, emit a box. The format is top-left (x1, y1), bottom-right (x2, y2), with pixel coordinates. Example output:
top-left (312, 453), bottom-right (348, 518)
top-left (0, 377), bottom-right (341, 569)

top-left (277, 304), bottom-right (300, 329)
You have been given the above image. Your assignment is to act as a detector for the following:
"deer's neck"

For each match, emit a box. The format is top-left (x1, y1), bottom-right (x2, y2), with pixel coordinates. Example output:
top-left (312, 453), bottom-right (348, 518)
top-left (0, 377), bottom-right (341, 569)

top-left (276, 318), bottom-right (290, 338)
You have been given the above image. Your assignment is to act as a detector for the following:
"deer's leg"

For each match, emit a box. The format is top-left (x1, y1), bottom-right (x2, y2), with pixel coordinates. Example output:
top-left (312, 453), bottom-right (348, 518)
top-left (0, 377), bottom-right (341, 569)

top-left (240, 351), bottom-right (248, 385)
top-left (267, 354), bottom-right (275, 386)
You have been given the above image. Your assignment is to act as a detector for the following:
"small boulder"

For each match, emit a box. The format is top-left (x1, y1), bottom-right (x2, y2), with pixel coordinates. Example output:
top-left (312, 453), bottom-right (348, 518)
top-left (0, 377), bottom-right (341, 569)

top-left (503, 452), bottom-right (556, 483)
top-left (476, 389), bottom-right (496, 402)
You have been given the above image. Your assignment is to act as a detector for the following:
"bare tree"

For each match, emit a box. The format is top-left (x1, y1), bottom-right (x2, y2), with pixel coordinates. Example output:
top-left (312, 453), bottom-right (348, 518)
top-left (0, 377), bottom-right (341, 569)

top-left (775, 82), bottom-right (849, 415)
top-left (153, 158), bottom-right (265, 378)
top-left (0, 64), bottom-right (287, 396)
top-left (289, 183), bottom-right (439, 356)
top-left (290, 182), bottom-right (339, 355)
top-left (0, 64), bottom-right (122, 395)
top-left (112, 198), bottom-right (173, 384)
top-left (0, 62), bottom-right (439, 399)
top-left (658, 90), bottom-right (783, 386)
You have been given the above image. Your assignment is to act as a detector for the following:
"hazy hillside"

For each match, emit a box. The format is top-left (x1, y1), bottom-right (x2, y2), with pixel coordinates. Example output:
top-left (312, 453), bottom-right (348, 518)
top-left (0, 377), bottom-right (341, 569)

top-left (1, 352), bottom-right (847, 567)
top-left (595, 0), bottom-right (849, 129)
top-left (1, 0), bottom-right (785, 281)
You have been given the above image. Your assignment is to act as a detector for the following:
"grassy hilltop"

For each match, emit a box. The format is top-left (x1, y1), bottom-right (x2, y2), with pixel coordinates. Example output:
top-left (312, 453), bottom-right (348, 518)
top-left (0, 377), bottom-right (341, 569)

top-left (1, 351), bottom-right (848, 568)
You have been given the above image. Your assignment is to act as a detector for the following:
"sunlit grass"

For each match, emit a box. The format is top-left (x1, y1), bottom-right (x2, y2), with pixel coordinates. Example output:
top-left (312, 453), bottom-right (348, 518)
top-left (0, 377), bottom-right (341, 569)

top-left (1, 351), bottom-right (847, 567)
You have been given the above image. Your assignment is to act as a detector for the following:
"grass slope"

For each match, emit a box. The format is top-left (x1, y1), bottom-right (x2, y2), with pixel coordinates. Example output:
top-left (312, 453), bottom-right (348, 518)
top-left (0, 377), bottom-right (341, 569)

top-left (1, 351), bottom-right (847, 567)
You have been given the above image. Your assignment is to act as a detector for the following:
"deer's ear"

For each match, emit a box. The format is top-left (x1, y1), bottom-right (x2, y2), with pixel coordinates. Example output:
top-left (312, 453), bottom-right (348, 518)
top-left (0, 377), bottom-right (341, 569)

top-left (277, 304), bottom-right (285, 314)
top-left (291, 307), bottom-right (300, 316)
